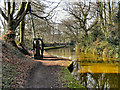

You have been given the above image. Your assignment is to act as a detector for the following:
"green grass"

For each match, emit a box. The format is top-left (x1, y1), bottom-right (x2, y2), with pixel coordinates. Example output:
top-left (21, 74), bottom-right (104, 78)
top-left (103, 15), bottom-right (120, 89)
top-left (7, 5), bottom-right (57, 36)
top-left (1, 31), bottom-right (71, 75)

top-left (59, 67), bottom-right (85, 88)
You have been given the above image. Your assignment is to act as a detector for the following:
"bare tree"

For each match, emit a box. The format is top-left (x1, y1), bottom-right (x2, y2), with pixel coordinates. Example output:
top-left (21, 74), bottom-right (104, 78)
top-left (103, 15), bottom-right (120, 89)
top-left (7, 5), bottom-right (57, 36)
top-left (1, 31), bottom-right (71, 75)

top-left (62, 1), bottom-right (98, 45)
top-left (0, 0), bottom-right (30, 46)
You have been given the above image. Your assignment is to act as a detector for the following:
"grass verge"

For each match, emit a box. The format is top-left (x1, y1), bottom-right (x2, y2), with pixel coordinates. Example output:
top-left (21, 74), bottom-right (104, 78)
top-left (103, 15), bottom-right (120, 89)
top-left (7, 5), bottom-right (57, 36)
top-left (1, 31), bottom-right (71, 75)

top-left (59, 67), bottom-right (85, 88)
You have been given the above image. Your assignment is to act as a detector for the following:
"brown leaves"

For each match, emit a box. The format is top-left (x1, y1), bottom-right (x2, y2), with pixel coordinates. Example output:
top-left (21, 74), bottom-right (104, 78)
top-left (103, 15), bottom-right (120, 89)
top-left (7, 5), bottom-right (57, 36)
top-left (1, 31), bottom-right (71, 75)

top-left (2, 42), bottom-right (37, 88)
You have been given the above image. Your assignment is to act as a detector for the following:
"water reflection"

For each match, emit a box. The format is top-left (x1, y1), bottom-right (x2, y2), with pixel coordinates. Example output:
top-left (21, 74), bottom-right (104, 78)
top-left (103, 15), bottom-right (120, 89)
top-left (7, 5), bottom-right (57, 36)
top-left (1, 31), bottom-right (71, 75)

top-left (72, 61), bottom-right (119, 88)
top-left (73, 73), bottom-right (119, 88)
top-left (47, 47), bottom-right (120, 89)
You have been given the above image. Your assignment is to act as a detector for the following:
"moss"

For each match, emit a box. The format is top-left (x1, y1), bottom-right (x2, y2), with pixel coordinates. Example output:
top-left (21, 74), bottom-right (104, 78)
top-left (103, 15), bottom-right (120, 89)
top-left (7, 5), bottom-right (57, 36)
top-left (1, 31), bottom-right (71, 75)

top-left (59, 67), bottom-right (85, 88)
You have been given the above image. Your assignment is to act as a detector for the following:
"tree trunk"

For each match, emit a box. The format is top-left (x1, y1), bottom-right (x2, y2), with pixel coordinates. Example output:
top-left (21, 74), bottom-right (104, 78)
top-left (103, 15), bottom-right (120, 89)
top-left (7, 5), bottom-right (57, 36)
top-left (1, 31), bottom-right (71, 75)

top-left (20, 19), bottom-right (25, 44)
top-left (19, 18), bottom-right (31, 56)
top-left (85, 30), bottom-right (88, 38)
top-left (0, 1), bottom-right (30, 46)
top-left (1, 18), bottom-right (18, 48)
top-left (5, 15), bottom-right (17, 46)
top-left (108, 1), bottom-right (112, 25)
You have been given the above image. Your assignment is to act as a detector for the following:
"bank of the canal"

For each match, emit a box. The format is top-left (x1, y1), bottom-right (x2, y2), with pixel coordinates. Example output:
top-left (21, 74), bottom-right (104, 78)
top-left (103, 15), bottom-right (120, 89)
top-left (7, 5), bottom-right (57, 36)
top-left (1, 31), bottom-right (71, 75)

top-left (24, 51), bottom-right (84, 88)
top-left (59, 67), bottom-right (84, 88)
top-left (44, 45), bottom-right (73, 50)
top-left (44, 46), bottom-right (85, 88)
top-left (46, 47), bottom-right (120, 89)
top-left (43, 52), bottom-right (85, 88)
top-left (44, 46), bottom-right (83, 88)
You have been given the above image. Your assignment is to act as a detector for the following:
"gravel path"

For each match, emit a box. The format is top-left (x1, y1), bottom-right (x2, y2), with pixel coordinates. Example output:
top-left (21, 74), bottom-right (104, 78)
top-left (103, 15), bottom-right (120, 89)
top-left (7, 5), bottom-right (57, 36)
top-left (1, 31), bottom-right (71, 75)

top-left (24, 52), bottom-right (71, 88)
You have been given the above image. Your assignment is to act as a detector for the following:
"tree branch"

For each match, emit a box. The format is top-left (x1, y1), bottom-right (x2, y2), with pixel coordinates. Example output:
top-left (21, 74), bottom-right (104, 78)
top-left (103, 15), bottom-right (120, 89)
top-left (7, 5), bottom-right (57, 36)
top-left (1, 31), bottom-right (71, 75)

top-left (87, 20), bottom-right (98, 31)
top-left (78, 2), bottom-right (85, 16)
top-left (45, 0), bottom-right (62, 18)
top-left (63, 22), bottom-right (79, 41)
top-left (15, 2), bottom-right (26, 20)
top-left (15, 2), bottom-right (30, 29)
top-left (69, 11), bottom-right (84, 22)
top-left (8, 2), bottom-right (11, 15)
top-left (0, 8), bottom-right (8, 21)
top-left (31, 12), bottom-right (46, 20)
top-left (10, 2), bottom-right (15, 16)
top-left (32, 1), bottom-right (44, 11)
top-left (85, 2), bottom-right (91, 15)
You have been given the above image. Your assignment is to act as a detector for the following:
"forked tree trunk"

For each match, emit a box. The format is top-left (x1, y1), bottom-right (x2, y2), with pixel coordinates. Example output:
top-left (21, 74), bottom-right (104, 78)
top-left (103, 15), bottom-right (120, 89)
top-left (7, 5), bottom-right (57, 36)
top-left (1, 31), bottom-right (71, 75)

top-left (0, 1), bottom-right (30, 47)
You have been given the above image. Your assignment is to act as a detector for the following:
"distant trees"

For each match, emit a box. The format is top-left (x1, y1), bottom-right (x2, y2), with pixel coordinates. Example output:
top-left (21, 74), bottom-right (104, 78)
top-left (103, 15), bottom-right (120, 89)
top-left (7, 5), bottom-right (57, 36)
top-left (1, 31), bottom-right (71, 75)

top-left (62, 1), bottom-right (98, 45)
top-left (60, 0), bottom-right (120, 59)
top-left (61, 0), bottom-right (119, 46)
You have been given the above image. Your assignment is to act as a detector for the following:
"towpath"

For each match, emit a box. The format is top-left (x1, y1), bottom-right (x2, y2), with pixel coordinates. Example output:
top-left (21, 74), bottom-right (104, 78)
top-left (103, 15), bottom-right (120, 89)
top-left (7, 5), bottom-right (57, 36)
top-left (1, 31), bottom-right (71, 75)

top-left (24, 52), bottom-right (71, 88)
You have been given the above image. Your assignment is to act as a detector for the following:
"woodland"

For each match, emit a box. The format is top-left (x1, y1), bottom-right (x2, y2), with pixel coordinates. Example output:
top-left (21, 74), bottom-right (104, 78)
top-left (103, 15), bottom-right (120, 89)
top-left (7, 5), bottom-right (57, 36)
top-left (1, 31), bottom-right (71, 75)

top-left (0, 0), bottom-right (120, 60)
top-left (0, 0), bottom-right (120, 88)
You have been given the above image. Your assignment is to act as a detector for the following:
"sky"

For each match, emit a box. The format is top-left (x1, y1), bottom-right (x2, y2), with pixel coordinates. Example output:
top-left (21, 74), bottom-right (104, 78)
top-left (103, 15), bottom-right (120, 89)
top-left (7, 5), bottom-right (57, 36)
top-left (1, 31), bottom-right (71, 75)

top-left (0, 0), bottom-right (68, 29)
top-left (0, 0), bottom-right (119, 30)
top-left (0, 0), bottom-right (89, 23)
top-left (43, 0), bottom-right (119, 23)
top-left (48, 0), bottom-right (70, 23)
top-left (46, 0), bottom-right (81, 23)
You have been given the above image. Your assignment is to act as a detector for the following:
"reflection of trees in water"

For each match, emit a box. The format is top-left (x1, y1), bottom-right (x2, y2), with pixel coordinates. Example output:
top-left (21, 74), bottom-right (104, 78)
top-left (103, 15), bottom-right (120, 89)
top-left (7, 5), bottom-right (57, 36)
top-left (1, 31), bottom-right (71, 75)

top-left (72, 62), bottom-right (119, 89)
top-left (48, 47), bottom-right (119, 89)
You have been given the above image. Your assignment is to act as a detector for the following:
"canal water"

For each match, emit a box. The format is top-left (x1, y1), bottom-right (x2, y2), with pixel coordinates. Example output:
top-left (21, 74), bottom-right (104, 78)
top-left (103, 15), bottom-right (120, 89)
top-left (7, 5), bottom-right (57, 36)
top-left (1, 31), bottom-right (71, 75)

top-left (46, 47), bottom-right (120, 89)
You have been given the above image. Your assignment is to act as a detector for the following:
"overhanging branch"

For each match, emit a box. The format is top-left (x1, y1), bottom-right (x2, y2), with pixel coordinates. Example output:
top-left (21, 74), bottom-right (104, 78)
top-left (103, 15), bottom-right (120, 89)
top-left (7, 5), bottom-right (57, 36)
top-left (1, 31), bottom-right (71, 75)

top-left (31, 12), bottom-right (46, 20)
top-left (45, 0), bottom-right (62, 18)
top-left (0, 8), bottom-right (8, 21)
top-left (15, 2), bottom-right (30, 29)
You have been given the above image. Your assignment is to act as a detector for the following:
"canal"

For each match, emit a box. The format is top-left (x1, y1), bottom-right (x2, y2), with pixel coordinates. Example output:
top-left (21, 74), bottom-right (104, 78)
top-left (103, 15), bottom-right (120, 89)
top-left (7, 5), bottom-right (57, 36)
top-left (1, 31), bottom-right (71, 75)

top-left (46, 47), bottom-right (120, 89)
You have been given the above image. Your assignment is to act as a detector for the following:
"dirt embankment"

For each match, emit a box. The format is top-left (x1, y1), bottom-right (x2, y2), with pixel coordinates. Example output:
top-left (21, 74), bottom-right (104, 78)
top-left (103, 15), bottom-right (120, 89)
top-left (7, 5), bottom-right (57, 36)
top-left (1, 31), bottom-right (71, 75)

top-left (2, 40), bottom-right (72, 88)
top-left (2, 40), bottom-right (37, 88)
top-left (2, 40), bottom-right (83, 89)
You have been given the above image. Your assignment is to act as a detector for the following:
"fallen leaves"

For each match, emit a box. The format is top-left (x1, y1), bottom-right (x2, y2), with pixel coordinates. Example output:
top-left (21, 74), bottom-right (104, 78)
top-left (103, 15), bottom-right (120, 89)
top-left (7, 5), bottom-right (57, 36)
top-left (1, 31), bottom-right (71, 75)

top-left (2, 42), bottom-right (37, 88)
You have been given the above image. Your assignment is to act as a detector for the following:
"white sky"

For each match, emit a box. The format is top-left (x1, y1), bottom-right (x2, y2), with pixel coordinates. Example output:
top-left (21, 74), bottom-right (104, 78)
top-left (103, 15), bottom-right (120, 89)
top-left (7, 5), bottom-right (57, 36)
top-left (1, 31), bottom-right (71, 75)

top-left (46, 0), bottom-right (83, 23)
top-left (44, 0), bottom-right (119, 23)
top-left (0, 0), bottom-right (119, 30)
top-left (0, 0), bottom-right (94, 23)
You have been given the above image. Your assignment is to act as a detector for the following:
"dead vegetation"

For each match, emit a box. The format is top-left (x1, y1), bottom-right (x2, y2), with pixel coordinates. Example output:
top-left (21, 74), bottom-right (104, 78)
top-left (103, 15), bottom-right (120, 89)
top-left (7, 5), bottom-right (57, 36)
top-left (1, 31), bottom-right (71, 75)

top-left (1, 40), bottom-right (37, 88)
